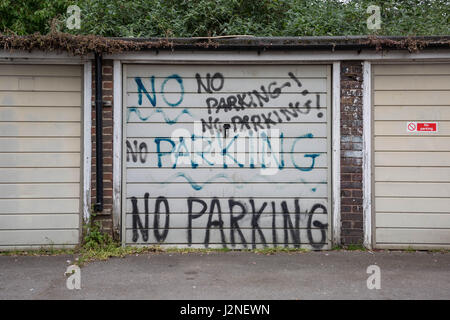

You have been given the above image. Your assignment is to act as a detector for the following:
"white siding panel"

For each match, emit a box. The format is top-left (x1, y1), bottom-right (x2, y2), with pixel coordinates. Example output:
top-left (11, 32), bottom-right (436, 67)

top-left (125, 212), bottom-right (328, 230)
top-left (126, 92), bottom-right (328, 109)
top-left (0, 107), bottom-right (81, 122)
top-left (0, 214), bottom-right (80, 230)
top-left (374, 106), bottom-right (450, 121)
top-left (0, 230), bottom-right (79, 246)
top-left (0, 76), bottom-right (81, 91)
top-left (375, 152), bottom-right (450, 167)
top-left (0, 153), bottom-right (80, 167)
top-left (373, 64), bottom-right (450, 249)
top-left (126, 77), bottom-right (328, 93)
top-left (125, 198), bottom-right (328, 213)
top-left (373, 75), bottom-right (450, 90)
top-left (374, 91), bottom-right (450, 106)
top-left (374, 121), bottom-right (450, 136)
top-left (0, 183), bottom-right (80, 199)
top-left (376, 213), bottom-right (450, 228)
top-left (127, 168), bottom-right (328, 183)
top-left (374, 137), bottom-right (450, 151)
top-left (0, 92), bottom-right (81, 107)
top-left (376, 229), bottom-right (450, 244)
top-left (126, 64), bottom-right (329, 78)
top-left (126, 107), bottom-right (327, 123)
top-left (0, 65), bottom-right (82, 76)
top-left (125, 228), bottom-right (328, 246)
top-left (0, 122), bottom-right (80, 137)
top-left (0, 138), bottom-right (80, 152)
top-left (376, 197), bottom-right (450, 213)
top-left (0, 168), bottom-right (80, 183)
top-left (126, 183), bottom-right (327, 198)
top-left (0, 65), bottom-right (82, 248)
top-left (375, 167), bottom-right (450, 182)
top-left (373, 64), bottom-right (450, 75)
top-left (126, 122), bottom-right (328, 138)
top-left (0, 199), bottom-right (79, 214)
top-left (375, 182), bottom-right (450, 198)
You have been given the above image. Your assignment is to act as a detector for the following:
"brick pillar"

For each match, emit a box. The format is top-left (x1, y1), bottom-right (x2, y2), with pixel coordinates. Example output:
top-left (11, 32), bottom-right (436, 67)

top-left (340, 61), bottom-right (364, 245)
top-left (91, 60), bottom-right (114, 236)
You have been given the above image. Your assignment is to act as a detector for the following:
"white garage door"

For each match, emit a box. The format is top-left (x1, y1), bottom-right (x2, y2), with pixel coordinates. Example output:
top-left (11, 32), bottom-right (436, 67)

top-left (373, 63), bottom-right (450, 249)
top-left (124, 64), bottom-right (332, 249)
top-left (0, 64), bottom-right (82, 249)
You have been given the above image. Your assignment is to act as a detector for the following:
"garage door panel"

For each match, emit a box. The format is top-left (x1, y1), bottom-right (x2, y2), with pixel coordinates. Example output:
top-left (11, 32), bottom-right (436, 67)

top-left (0, 107), bottom-right (81, 122)
top-left (0, 76), bottom-right (81, 92)
top-left (374, 91), bottom-right (450, 106)
top-left (374, 137), bottom-right (450, 151)
top-left (0, 92), bottom-right (81, 107)
top-left (126, 107), bottom-right (327, 123)
top-left (373, 64), bottom-right (450, 75)
top-left (375, 167), bottom-right (450, 182)
top-left (127, 168), bottom-right (328, 183)
top-left (0, 183), bottom-right (80, 199)
top-left (126, 227), bottom-right (328, 247)
top-left (127, 92), bottom-right (328, 109)
top-left (127, 183), bottom-right (327, 198)
top-left (376, 213), bottom-right (450, 228)
top-left (0, 168), bottom-right (80, 183)
top-left (0, 65), bottom-right (82, 77)
top-left (374, 152), bottom-right (450, 166)
top-left (375, 182), bottom-right (450, 197)
top-left (127, 152), bottom-right (328, 169)
top-left (127, 138), bottom-right (328, 153)
top-left (126, 64), bottom-right (329, 78)
top-left (0, 230), bottom-right (79, 246)
top-left (0, 138), bottom-right (80, 152)
top-left (374, 106), bottom-right (450, 121)
top-left (374, 121), bottom-right (450, 136)
top-left (376, 197), bottom-right (450, 213)
top-left (124, 64), bottom-right (331, 249)
top-left (125, 198), bottom-right (328, 214)
top-left (0, 122), bottom-right (80, 137)
top-left (0, 214), bottom-right (80, 230)
top-left (127, 123), bottom-right (328, 138)
top-left (0, 153), bottom-right (80, 167)
top-left (0, 199), bottom-right (79, 214)
top-left (127, 77), bottom-right (328, 93)
top-left (373, 63), bottom-right (450, 248)
top-left (126, 212), bottom-right (328, 230)
top-left (376, 228), bottom-right (450, 244)
top-left (0, 65), bottom-right (82, 248)
top-left (373, 75), bottom-right (450, 90)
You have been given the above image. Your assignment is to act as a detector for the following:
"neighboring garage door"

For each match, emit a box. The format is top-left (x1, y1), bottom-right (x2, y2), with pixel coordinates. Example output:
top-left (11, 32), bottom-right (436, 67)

top-left (373, 63), bottom-right (450, 249)
top-left (0, 64), bottom-right (82, 249)
top-left (124, 64), bottom-right (332, 249)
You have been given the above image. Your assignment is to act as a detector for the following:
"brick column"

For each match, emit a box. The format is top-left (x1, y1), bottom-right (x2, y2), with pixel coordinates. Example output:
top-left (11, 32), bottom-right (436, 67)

top-left (340, 61), bottom-right (364, 245)
top-left (91, 60), bottom-right (114, 236)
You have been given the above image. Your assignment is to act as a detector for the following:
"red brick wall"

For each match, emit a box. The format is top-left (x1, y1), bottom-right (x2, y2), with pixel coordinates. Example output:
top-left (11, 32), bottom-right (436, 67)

top-left (340, 61), bottom-right (364, 245)
top-left (91, 60), bottom-right (114, 236)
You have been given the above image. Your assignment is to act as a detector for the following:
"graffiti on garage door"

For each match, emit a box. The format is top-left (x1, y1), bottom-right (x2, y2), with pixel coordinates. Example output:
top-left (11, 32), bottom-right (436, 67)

top-left (125, 65), bottom-right (331, 249)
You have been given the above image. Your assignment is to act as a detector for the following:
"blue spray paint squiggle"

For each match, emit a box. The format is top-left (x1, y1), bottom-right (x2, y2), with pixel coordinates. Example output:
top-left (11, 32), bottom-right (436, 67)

top-left (169, 172), bottom-right (243, 191)
top-left (127, 107), bottom-right (192, 124)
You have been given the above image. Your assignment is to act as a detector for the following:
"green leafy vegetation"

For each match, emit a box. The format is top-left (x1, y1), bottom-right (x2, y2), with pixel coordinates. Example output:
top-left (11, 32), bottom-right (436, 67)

top-left (332, 244), bottom-right (368, 251)
top-left (1, 0), bottom-right (448, 37)
top-left (0, 0), bottom-right (72, 35)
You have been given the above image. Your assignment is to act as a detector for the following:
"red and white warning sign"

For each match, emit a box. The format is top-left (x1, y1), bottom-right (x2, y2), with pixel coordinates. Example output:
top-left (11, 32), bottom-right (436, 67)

top-left (406, 122), bottom-right (438, 133)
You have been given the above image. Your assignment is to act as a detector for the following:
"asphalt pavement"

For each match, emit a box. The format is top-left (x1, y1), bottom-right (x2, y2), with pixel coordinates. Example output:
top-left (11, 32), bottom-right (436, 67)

top-left (0, 251), bottom-right (449, 299)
